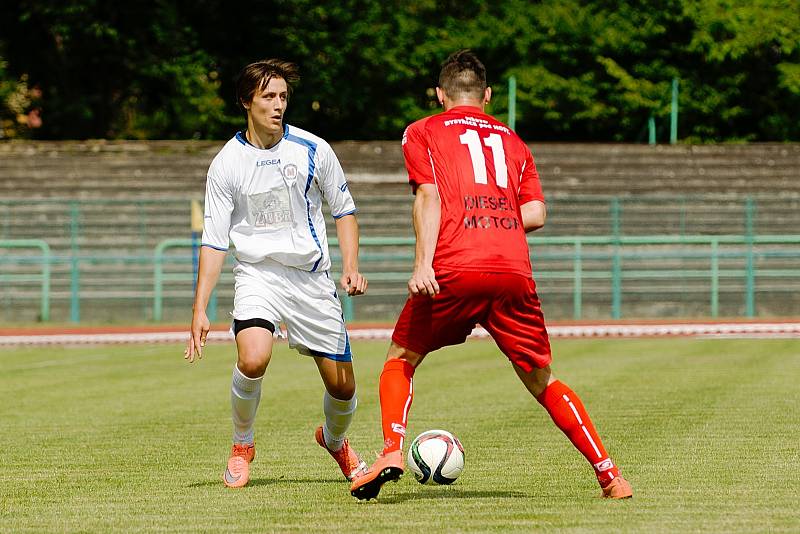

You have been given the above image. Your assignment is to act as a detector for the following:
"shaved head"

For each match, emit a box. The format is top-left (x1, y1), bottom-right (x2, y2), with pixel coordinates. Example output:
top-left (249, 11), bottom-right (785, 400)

top-left (438, 50), bottom-right (487, 101)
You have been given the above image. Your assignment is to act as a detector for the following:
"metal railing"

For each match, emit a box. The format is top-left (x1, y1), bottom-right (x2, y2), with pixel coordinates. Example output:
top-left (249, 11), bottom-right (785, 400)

top-left (151, 234), bottom-right (800, 321)
top-left (2, 234), bottom-right (799, 323)
top-left (3, 196), bottom-right (800, 243)
top-left (0, 239), bottom-right (51, 320)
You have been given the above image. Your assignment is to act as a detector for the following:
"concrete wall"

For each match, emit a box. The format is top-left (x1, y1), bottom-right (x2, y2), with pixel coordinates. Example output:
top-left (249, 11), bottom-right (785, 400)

top-left (2, 140), bottom-right (799, 198)
top-left (2, 141), bottom-right (799, 323)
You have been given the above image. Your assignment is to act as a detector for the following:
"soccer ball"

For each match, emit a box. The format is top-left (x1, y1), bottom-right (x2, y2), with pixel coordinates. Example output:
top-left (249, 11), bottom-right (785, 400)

top-left (407, 429), bottom-right (465, 485)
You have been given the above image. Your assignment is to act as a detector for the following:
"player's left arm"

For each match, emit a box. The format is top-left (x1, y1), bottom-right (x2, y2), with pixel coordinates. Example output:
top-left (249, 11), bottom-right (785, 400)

top-left (518, 144), bottom-right (546, 233)
top-left (521, 200), bottom-right (546, 232)
top-left (334, 214), bottom-right (367, 296)
top-left (318, 144), bottom-right (367, 296)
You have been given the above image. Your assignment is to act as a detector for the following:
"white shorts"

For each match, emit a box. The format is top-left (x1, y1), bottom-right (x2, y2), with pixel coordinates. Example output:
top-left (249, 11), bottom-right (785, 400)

top-left (231, 258), bottom-right (351, 361)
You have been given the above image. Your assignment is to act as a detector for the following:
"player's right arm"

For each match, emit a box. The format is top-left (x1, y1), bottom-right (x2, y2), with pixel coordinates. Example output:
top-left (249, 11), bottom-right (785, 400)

top-left (186, 246), bottom-right (226, 362)
top-left (185, 161), bottom-right (233, 362)
top-left (402, 121), bottom-right (440, 297)
top-left (408, 183), bottom-right (441, 297)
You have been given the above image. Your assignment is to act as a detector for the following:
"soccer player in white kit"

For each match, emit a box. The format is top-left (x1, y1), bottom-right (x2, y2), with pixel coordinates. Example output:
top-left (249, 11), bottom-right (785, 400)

top-left (184, 59), bottom-right (369, 488)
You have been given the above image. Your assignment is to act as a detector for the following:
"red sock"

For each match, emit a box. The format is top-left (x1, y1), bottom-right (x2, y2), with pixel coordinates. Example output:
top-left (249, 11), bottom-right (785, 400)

top-left (537, 380), bottom-right (620, 487)
top-left (379, 358), bottom-right (415, 454)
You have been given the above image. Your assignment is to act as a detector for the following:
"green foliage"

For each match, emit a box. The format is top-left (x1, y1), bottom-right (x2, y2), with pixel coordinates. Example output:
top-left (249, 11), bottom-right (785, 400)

top-left (677, 0), bottom-right (800, 141)
top-left (0, 52), bottom-right (39, 139)
top-left (777, 62), bottom-right (800, 94)
top-left (685, 0), bottom-right (800, 61)
top-left (0, 0), bottom-right (798, 141)
top-left (118, 52), bottom-right (237, 140)
top-left (1, 1), bottom-right (240, 139)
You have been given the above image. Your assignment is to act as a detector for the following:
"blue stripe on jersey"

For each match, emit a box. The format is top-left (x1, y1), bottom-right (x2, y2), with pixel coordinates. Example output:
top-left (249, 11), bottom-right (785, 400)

top-left (333, 209), bottom-right (357, 219)
top-left (285, 131), bottom-right (325, 272)
top-left (201, 243), bottom-right (229, 251)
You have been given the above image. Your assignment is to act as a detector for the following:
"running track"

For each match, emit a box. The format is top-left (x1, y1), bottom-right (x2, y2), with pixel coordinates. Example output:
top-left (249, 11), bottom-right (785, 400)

top-left (1, 320), bottom-right (798, 346)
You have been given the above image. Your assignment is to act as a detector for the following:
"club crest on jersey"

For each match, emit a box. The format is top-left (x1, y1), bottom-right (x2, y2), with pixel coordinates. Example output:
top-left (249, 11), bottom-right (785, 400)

top-left (281, 163), bottom-right (298, 180)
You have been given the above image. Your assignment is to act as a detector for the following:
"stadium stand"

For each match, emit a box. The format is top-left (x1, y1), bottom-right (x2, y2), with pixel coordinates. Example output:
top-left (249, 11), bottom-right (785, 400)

top-left (2, 141), bottom-right (799, 237)
top-left (3, 140), bottom-right (800, 197)
top-left (1, 141), bottom-right (799, 323)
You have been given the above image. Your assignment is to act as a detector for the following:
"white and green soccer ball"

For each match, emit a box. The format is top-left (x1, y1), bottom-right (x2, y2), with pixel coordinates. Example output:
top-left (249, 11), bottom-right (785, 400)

top-left (407, 429), bottom-right (465, 485)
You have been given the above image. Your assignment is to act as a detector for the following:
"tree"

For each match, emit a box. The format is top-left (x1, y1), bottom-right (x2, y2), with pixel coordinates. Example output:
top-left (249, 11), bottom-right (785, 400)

top-left (1, 0), bottom-right (237, 139)
top-left (0, 0), bottom-right (798, 141)
top-left (0, 46), bottom-right (41, 139)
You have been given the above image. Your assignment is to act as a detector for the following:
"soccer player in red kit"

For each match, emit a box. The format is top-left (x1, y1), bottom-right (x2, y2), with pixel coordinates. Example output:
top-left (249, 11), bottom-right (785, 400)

top-left (350, 50), bottom-right (632, 501)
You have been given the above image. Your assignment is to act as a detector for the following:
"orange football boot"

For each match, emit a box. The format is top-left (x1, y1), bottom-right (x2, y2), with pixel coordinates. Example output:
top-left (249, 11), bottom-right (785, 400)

top-left (349, 449), bottom-right (404, 501)
top-left (223, 443), bottom-right (255, 488)
top-left (601, 476), bottom-right (633, 499)
top-left (315, 426), bottom-right (368, 481)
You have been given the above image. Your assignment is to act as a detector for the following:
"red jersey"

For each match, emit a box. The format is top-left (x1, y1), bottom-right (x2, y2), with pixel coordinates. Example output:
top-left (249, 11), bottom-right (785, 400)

top-left (402, 105), bottom-right (544, 277)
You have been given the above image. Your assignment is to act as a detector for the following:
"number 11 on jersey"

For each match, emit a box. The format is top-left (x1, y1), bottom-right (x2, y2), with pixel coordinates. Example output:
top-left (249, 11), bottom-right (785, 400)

top-left (458, 128), bottom-right (508, 188)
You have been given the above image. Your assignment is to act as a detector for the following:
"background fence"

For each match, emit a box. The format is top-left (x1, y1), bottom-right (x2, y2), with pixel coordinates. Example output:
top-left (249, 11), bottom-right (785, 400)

top-left (3, 195), bottom-right (800, 246)
top-left (1, 195), bottom-right (799, 323)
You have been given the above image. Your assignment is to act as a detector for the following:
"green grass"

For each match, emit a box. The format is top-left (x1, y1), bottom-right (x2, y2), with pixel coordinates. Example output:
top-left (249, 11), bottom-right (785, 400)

top-left (1, 338), bottom-right (798, 533)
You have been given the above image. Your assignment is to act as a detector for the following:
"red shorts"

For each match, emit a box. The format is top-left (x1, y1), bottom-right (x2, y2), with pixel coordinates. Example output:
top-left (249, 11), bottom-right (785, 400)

top-left (391, 270), bottom-right (552, 372)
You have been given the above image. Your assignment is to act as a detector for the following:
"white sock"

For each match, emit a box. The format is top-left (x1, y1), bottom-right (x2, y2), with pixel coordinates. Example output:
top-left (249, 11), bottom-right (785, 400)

top-left (322, 391), bottom-right (357, 451)
top-left (231, 365), bottom-right (263, 444)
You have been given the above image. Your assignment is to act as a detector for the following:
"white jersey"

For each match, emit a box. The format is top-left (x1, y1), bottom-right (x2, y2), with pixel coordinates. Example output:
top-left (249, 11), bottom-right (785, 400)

top-left (202, 126), bottom-right (356, 271)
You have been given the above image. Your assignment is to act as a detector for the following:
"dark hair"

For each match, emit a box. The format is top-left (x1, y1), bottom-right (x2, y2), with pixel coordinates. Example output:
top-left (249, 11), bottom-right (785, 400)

top-left (438, 49), bottom-right (487, 100)
top-left (235, 59), bottom-right (300, 111)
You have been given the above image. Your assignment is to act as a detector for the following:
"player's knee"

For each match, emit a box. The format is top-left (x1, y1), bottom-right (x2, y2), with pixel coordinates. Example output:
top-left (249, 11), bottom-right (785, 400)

top-left (327, 381), bottom-right (356, 401)
top-left (323, 366), bottom-right (356, 399)
top-left (386, 342), bottom-right (425, 367)
top-left (237, 354), bottom-right (269, 378)
top-left (514, 363), bottom-right (552, 397)
top-left (316, 358), bottom-right (356, 399)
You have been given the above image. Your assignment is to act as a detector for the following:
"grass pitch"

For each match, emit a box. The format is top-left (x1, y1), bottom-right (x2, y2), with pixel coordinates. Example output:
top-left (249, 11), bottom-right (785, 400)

top-left (1, 337), bottom-right (798, 533)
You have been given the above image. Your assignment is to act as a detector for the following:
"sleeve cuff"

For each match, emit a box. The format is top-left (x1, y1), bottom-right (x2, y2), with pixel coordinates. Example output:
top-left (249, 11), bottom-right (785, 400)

top-left (201, 243), bottom-right (229, 251)
top-left (333, 209), bottom-right (357, 219)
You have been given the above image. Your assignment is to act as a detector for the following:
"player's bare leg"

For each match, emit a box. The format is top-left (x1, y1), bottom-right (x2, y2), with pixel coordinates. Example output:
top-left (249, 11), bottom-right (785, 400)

top-left (514, 363), bottom-right (632, 499)
top-left (314, 357), bottom-right (367, 481)
top-left (224, 327), bottom-right (272, 488)
top-left (350, 343), bottom-right (424, 500)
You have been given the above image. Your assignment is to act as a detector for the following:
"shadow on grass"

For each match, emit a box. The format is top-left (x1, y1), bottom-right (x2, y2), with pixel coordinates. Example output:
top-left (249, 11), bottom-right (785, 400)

top-left (377, 489), bottom-right (529, 504)
top-left (189, 476), bottom-right (344, 488)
